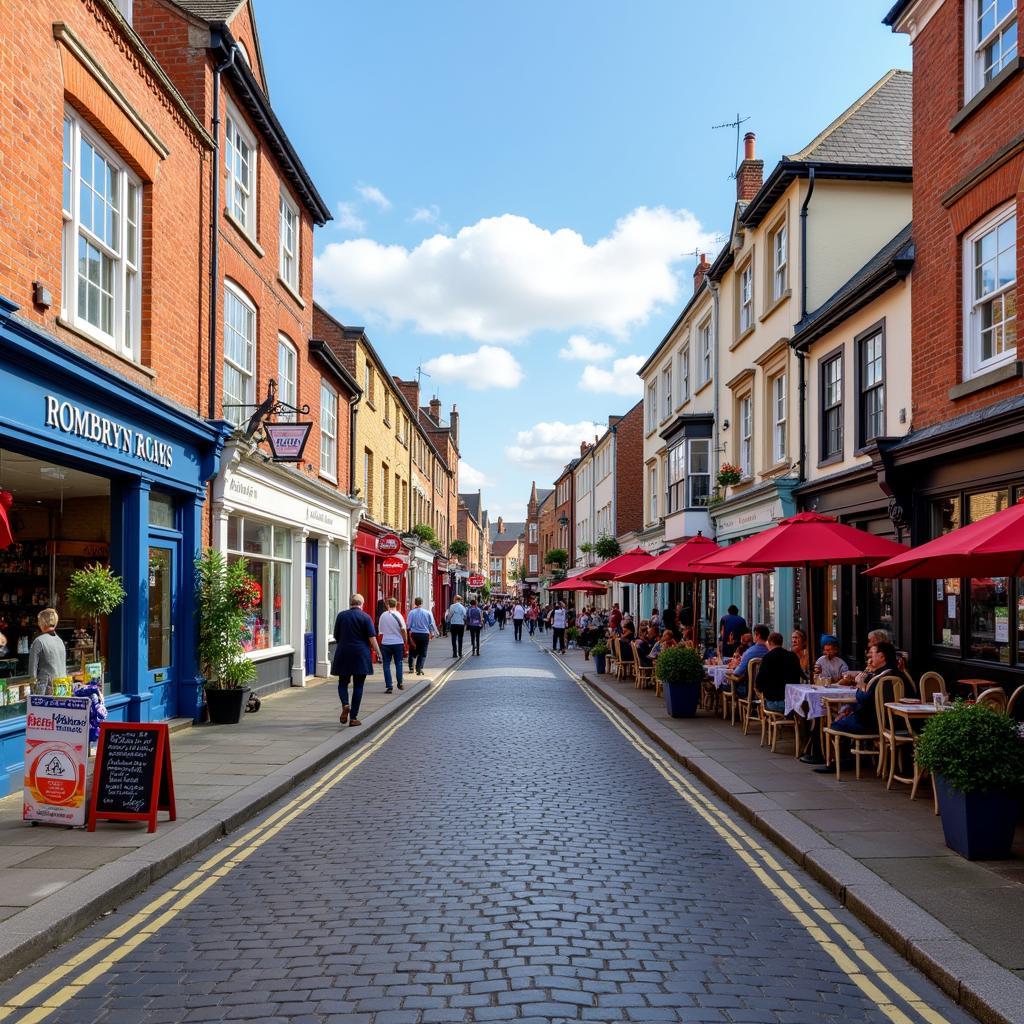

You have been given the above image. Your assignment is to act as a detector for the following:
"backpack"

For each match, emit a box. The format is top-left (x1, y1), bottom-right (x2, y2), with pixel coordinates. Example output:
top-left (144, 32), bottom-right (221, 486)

top-left (467, 606), bottom-right (483, 627)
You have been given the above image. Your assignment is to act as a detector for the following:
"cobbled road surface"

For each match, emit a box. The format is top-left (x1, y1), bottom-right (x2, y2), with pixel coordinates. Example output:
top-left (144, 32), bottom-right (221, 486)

top-left (0, 627), bottom-right (974, 1024)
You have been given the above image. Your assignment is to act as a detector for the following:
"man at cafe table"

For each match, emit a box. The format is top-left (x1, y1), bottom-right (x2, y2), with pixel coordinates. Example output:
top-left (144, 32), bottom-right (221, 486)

top-left (727, 624), bottom-right (770, 697)
top-left (814, 635), bottom-right (849, 682)
top-left (756, 632), bottom-right (803, 712)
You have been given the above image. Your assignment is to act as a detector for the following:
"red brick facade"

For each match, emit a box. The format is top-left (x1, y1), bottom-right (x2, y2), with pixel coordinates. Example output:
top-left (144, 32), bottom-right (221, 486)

top-left (614, 400), bottom-right (644, 536)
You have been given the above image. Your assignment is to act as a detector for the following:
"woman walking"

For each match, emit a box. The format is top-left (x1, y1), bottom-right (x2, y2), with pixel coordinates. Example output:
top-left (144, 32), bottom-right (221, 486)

top-left (332, 593), bottom-right (381, 728)
top-left (377, 597), bottom-right (408, 693)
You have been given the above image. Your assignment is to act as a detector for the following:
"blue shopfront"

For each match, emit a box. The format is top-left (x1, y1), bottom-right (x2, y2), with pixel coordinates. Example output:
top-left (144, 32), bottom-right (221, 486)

top-left (0, 298), bottom-right (228, 796)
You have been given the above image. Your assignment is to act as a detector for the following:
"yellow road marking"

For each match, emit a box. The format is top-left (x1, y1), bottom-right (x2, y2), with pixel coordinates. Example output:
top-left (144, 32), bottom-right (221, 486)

top-left (0, 667), bottom-right (457, 1022)
top-left (548, 649), bottom-right (953, 1024)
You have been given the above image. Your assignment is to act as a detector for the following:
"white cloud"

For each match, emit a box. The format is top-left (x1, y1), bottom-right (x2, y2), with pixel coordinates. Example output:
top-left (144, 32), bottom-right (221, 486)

top-left (505, 420), bottom-right (603, 467)
top-left (411, 204), bottom-right (441, 224)
top-left (559, 334), bottom-right (615, 362)
top-left (579, 355), bottom-right (646, 396)
top-left (356, 184), bottom-right (391, 210)
top-left (314, 206), bottom-right (716, 342)
top-left (422, 346), bottom-right (523, 390)
top-left (335, 201), bottom-right (365, 233)
top-left (459, 460), bottom-right (491, 489)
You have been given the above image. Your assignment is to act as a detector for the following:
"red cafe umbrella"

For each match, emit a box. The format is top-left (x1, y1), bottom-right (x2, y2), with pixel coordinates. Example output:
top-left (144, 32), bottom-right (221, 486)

top-left (577, 546), bottom-right (653, 582)
top-left (692, 511), bottom-right (909, 660)
top-left (866, 498), bottom-right (1024, 579)
top-left (548, 578), bottom-right (608, 593)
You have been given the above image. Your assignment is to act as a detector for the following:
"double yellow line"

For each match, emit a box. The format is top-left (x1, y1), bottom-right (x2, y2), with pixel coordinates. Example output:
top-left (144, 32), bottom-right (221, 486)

top-left (549, 649), bottom-right (951, 1024)
top-left (0, 670), bottom-right (455, 1024)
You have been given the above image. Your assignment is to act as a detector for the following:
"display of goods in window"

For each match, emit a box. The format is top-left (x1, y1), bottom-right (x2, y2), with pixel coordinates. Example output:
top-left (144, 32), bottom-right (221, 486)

top-left (377, 533), bottom-right (402, 555)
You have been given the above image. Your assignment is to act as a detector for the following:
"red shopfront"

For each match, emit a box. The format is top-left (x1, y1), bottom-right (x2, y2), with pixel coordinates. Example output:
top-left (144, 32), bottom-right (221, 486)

top-left (354, 522), bottom-right (409, 621)
top-left (433, 554), bottom-right (451, 631)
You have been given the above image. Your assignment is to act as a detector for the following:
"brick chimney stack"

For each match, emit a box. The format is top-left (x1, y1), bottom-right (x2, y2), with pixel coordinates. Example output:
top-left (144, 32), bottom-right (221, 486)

top-left (428, 397), bottom-right (441, 423)
top-left (497, 516), bottom-right (505, 534)
top-left (449, 403), bottom-right (459, 447)
top-left (736, 132), bottom-right (763, 203)
top-left (693, 253), bottom-right (711, 293)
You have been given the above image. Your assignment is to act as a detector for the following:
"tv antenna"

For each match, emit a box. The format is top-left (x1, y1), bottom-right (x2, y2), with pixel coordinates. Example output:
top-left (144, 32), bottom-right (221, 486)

top-left (712, 113), bottom-right (751, 180)
top-left (416, 364), bottom-right (431, 386)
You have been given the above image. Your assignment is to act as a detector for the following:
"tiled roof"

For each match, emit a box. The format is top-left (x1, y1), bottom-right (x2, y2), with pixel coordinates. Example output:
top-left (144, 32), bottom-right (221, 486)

top-left (489, 521), bottom-right (525, 542)
top-left (538, 488), bottom-right (554, 504)
top-left (491, 539), bottom-right (519, 557)
top-left (169, 0), bottom-right (246, 20)
top-left (787, 69), bottom-right (912, 167)
top-left (459, 492), bottom-right (482, 519)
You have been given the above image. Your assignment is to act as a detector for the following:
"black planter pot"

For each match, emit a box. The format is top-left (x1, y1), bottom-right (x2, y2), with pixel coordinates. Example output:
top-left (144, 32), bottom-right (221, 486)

top-left (664, 679), bottom-right (701, 718)
top-left (934, 774), bottom-right (1020, 860)
top-left (205, 686), bottom-right (250, 725)
top-left (593, 653), bottom-right (607, 674)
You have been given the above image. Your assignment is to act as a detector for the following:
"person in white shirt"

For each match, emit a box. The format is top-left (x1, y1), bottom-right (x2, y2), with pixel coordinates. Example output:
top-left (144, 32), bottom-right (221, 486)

top-left (377, 598), bottom-right (408, 693)
top-left (814, 636), bottom-right (850, 683)
top-left (551, 601), bottom-right (568, 653)
top-left (406, 597), bottom-right (438, 675)
top-left (511, 602), bottom-right (526, 641)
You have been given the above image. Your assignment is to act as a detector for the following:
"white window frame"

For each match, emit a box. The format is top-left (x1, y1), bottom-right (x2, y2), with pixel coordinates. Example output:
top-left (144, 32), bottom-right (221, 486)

top-left (662, 366), bottom-right (672, 420)
top-left (771, 222), bottom-right (788, 301)
top-left (224, 101), bottom-right (257, 238)
top-left (679, 345), bottom-right (690, 403)
top-left (320, 379), bottom-right (338, 480)
top-left (739, 395), bottom-right (753, 478)
top-left (648, 463), bottom-right (658, 522)
top-left (646, 381), bottom-right (658, 431)
top-left (771, 373), bottom-right (787, 464)
top-left (279, 189), bottom-right (300, 293)
top-left (698, 318), bottom-right (712, 384)
top-left (687, 438), bottom-right (711, 508)
top-left (277, 335), bottom-right (297, 422)
top-left (223, 282), bottom-right (256, 427)
top-left (966, 0), bottom-right (1018, 100)
top-left (61, 109), bottom-right (141, 360)
top-left (963, 202), bottom-right (1017, 380)
top-left (739, 261), bottom-right (754, 333)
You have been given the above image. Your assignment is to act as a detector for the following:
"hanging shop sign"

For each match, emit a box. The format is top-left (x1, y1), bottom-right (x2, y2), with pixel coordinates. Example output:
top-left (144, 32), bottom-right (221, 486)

top-left (468, 574), bottom-right (486, 589)
top-left (377, 533), bottom-right (403, 555)
top-left (381, 555), bottom-right (409, 577)
top-left (264, 422), bottom-right (313, 463)
top-left (23, 695), bottom-right (90, 827)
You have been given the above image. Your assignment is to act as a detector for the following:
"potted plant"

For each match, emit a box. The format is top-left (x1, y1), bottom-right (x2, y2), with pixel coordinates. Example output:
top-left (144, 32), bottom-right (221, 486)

top-left (594, 534), bottom-right (621, 560)
top-left (656, 644), bottom-right (705, 718)
top-left (66, 563), bottom-right (127, 668)
top-left (566, 626), bottom-right (580, 649)
top-left (195, 548), bottom-right (257, 725)
top-left (591, 640), bottom-right (609, 674)
top-left (448, 539), bottom-right (470, 560)
top-left (915, 701), bottom-right (1024, 860)
top-left (717, 463), bottom-right (743, 488)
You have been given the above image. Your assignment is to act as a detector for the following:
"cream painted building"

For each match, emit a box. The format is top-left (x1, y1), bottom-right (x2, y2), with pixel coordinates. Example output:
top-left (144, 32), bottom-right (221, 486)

top-left (709, 69), bottom-right (912, 635)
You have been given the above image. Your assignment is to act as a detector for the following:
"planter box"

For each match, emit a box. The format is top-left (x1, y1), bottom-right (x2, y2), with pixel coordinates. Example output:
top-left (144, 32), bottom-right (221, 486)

top-left (664, 680), bottom-right (700, 718)
top-left (593, 654), bottom-right (606, 674)
top-left (934, 774), bottom-right (1020, 860)
top-left (205, 686), bottom-right (250, 725)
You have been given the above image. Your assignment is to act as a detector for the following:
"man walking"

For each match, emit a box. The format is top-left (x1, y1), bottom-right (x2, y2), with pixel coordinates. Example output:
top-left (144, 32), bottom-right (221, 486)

top-left (526, 600), bottom-right (538, 636)
top-left (377, 597), bottom-right (408, 693)
top-left (511, 599), bottom-right (526, 641)
top-left (551, 600), bottom-right (568, 653)
top-left (466, 598), bottom-right (484, 656)
top-left (406, 596), bottom-right (437, 676)
top-left (331, 594), bottom-right (381, 728)
top-left (446, 594), bottom-right (467, 657)
top-left (496, 602), bottom-right (507, 630)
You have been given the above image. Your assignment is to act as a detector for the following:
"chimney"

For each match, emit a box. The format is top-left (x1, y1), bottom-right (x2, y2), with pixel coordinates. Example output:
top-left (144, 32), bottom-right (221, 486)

top-left (736, 132), bottom-right (763, 203)
top-left (449, 403), bottom-right (459, 447)
top-left (497, 516), bottom-right (504, 534)
top-left (428, 397), bottom-right (441, 423)
top-left (693, 252), bottom-right (711, 293)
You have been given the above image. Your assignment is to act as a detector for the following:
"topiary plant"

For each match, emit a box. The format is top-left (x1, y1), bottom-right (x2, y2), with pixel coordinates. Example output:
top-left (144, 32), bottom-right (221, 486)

top-left (655, 644), bottom-right (705, 686)
top-left (594, 534), bottom-right (621, 560)
top-left (449, 539), bottom-right (470, 559)
top-left (66, 563), bottom-right (126, 661)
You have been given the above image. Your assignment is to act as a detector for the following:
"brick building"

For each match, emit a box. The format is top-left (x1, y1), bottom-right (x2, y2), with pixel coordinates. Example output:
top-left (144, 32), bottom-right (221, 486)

top-left (883, 0), bottom-right (1024, 684)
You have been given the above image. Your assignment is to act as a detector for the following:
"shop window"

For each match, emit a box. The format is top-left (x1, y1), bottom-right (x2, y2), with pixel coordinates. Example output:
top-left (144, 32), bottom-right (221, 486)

top-left (225, 103), bottom-right (257, 238)
top-left (963, 204), bottom-right (1016, 380)
top-left (224, 284), bottom-right (256, 427)
top-left (278, 336), bottom-right (297, 423)
top-left (279, 189), bottom-right (299, 292)
top-left (966, 0), bottom-right (1018, 100)
top-left (148, 492), bottom-right (175, 530)
top-left (147, 547), bottom-right (172, 671)
top-left (61, 110), bottom-right (141, 361)
top-left (932, 497), bottom-right (963, 651)
top-left (320, 380), bottom-right (338, 480)
top-left (227, 514), bottom-right (291, 652)
top-left (328, 543), bottom-right (343, 627)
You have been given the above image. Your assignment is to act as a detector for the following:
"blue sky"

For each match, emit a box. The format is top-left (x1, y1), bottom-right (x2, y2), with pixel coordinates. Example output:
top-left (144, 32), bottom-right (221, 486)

top-left (255, 0), bottom-right (910, 524)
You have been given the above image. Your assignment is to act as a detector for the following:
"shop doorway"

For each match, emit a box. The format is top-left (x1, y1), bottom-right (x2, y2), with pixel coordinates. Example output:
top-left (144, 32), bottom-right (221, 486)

top-left (304, 540), bottom-right (318, 677)
top-left (147, 541), bottom-right (176, 720)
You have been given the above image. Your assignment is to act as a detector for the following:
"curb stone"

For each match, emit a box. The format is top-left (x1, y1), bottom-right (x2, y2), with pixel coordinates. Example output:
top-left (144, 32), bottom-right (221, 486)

top-left (581, 671), bottom-right (1024, 1024)
top-left (0, 665), bottom-right (451, 986)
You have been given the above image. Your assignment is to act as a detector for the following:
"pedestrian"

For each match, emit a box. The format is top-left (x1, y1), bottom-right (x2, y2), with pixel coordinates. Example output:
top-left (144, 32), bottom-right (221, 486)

top-left (511, 599), bottom-right (526, 640)
top-left (718, 604), bottom-right (748, 657)
top-left (406, 597), bottom-right (437, 675)
top-left (29, 608), bottom-right (66, 695)
top-left (446, 594), bottom-right (467, 657)
top-left (467, 597), bottom-right (484, 655)
top-left (609, 603), bottom-right (622, 633)
top-left (526, 600), bottom-right (538, 636)
top-left (551, 600), bottom-right (568, 653)
top-left (537, 603), bottom-right (547, 633)
top-left (332, 594), bottom-right (381, 728)
top-left (377, 597), bottom-right (408, 694)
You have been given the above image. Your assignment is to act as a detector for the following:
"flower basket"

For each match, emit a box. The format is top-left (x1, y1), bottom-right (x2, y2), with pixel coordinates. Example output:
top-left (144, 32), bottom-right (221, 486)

top-left (717, 464), bottom-right (743, 487)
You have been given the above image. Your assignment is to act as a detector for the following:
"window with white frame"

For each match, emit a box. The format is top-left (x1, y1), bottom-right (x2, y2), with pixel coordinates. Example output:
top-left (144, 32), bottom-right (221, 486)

top-left (320, 379), bottom-right (337, 479)
top-left (821, 353), bottom-right (843, 460)
top-left (687, 439), bottom-right (711, 507)
top-left (967, 0), bottom-right (1018, 99)
top-left (646, 381), bottom-right (657, 431)
top-left (859, 329), bottom-right (885, 446)
top-left (224, 283), bottom-right (256, 426)
top-left (227, 515), bottom-right (291, 652)
top-left (964, 204), bottom-right (1017, 379)
top-left (61, 110), bottom-right (141, 359)
top-left (698, 318), bottom-right (712, 384)
top-left (327, 542), bottom-right (344, 627)
top-left (279, 190), bottom-right (299, 292)
top-left (662, 366), bottom-right (672, 420)
top-left (277, 335), bottom-right (297, 422)
top-left (225, 104), bottom-right (256, 236)
top-left (680, 345), bottom-right (690, 403)
top-left (667, 444), bottom-right (685, 514)
top-left (739, 260), bottom-right (754, 333)
top-left (529, 554), bottom-right (538, 574)
top-left (529, 522), bottom-right (538, 543)
top-left (739, 395), bottom-right (753, 477)
top-left (771, 222), bottom-right (788, 301)
top-left (648, 463), bottom-right (658, 522)
top-left (771, 373), bottom-right (787, 464)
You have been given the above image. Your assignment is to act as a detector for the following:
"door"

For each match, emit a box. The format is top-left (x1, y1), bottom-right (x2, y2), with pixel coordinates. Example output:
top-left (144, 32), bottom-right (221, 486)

top-left (147, 542), bottom-right (176, 720)
top-left (304, 567), bottom-right (316, 676)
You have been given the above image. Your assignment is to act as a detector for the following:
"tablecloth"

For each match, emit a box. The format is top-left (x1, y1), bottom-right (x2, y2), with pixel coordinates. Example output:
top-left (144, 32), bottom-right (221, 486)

top-left (785, 684), bottom-right (858, 719)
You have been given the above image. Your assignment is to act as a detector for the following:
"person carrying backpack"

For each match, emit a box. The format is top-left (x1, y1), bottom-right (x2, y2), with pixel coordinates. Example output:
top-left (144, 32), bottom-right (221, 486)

top-left (466, 598), bottom-right (484, 656)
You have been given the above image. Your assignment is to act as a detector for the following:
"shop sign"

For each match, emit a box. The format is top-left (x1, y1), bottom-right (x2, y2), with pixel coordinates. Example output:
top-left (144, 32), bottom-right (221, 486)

top-left (468, 574), bottom-right (486, 588)
top-left (377, 533), bottom-right (402, 555)
top-left (23, 695), bottom-right (90, 827)
top-left (224, 473), bottom-right (348, 538)
top-left (44, 396), bottom-right (174, 469)
top-left (265, 422), bottom-right (312, 462)
top-left (381, 555), bottom-right (409, 577)
top-left (714, 499), bottom-right (784, 537)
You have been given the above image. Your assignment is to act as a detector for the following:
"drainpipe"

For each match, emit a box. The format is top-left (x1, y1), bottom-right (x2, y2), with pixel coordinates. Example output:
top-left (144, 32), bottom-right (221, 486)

top-left (708, 277), bottom-right (721, 490)
top-left (209, 43), bottom-right (238, 419)
top-left (798, 167), bottom-right (816, 483)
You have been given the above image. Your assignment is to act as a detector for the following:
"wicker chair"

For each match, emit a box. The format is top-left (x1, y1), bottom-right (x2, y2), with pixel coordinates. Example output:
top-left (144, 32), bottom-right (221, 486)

top-left (977, 686), bottom-right (1008, 712)
top-left (632, 644), bottom-right (654, 691)
top-left (1008, 685), bottom-right (1024, 719)
top-left (918, 671), bottom-right (946, 702)
top-left (739, 658), bottom-right (763, 736)
top-left (824, 674), bottom-right (903, 781)
top-left (886, 704), bottom-right (938, 812)
top-left (761, 684), bottom-right (798, 754)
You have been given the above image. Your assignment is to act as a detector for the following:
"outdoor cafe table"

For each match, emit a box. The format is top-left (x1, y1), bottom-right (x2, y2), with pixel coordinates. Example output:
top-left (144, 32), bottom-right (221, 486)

top-left (705, 664), bottom-right (731, 689)
top-left (959, 679), bottom-right (998, 698)
top-left (785, 683), bottom-right (858, 719)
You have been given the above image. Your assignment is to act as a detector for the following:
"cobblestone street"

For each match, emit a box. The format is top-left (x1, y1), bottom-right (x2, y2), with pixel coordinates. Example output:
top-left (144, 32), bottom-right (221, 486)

top-left (0, 629), bottom-right (974, 1023)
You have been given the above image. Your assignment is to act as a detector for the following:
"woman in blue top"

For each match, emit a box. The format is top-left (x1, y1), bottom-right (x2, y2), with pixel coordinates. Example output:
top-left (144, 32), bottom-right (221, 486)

top-left (331, 594), bottom-right (381, 727)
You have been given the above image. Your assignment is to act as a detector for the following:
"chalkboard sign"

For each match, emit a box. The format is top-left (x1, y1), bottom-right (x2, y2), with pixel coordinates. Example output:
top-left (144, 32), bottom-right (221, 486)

top-left (88, 723), bottom-right (176, 833)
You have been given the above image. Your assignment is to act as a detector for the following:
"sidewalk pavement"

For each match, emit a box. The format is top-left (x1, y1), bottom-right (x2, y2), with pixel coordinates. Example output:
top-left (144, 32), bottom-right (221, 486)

top-left (0, 646), bottom-right (463, 984)
top-left (544, 640), bottom-right (1024, 1024)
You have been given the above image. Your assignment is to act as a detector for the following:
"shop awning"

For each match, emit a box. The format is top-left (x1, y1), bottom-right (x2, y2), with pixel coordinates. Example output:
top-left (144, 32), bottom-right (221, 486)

top-left (577, 546), bottom-right (653, 582)
top-left (616, 534), bottom-right (746, 583)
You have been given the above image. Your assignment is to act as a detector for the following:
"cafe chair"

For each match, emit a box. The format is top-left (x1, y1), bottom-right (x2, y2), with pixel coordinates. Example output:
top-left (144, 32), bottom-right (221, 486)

top-left (1008, 685), bottom-right (1024, 719)
top-left (885, 703), bottom-right (938, 813)
top-left (761, 689), bottom-right (797, 755)
top-left (739, 658), bottom-right (763, 736)
top-left (977, 687), bottom-right (1008, 713)
top-left (824, 675), bottom-right (903, 781)
top-left (721, 674), bottom-right (738, 724)
top-left (918, 671), bottom-right (946, 702)
top-left (606, 639), bottom-right (620, 678)
top-left (632, 645), bottom-right (654, 691)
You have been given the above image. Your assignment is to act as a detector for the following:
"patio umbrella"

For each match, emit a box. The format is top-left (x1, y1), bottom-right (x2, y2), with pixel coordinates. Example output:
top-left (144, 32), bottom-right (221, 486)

top-left (866, 497), bottom-right (1024, 579)
top-left (577, 546), bottom-right (654, 581)
top-left (548, 578), bottom-right (608, 593)
top-left (692, 511), bottom-right (909, 662)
